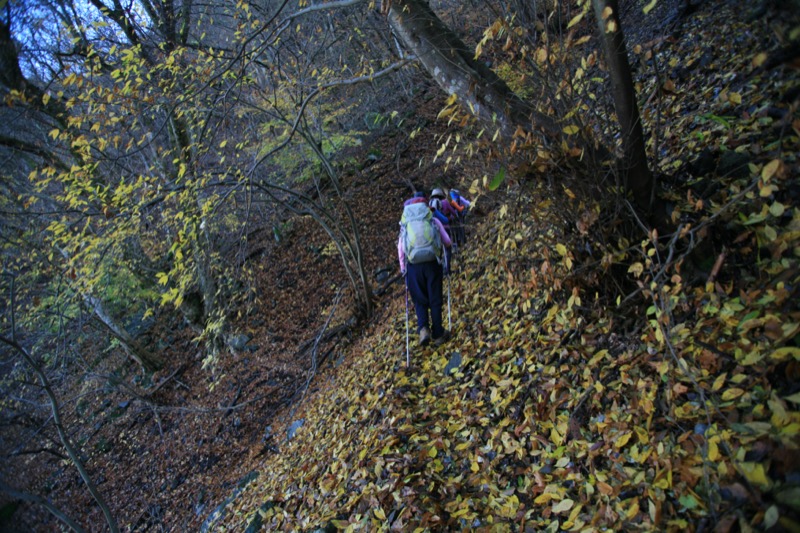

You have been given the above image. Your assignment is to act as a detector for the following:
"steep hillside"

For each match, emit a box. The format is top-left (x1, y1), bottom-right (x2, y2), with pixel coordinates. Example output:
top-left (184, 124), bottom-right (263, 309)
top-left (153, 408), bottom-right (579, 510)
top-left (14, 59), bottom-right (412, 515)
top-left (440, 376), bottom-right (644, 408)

top-left (213, 172), bottom-right (798, 531)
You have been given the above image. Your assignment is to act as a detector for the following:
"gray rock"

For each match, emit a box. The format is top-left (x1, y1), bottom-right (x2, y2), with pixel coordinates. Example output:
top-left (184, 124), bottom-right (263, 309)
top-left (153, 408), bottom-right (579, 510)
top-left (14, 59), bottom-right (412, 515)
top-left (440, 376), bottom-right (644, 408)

top-left (287, 419), bottom-right (305, 441)
top-left (200, 471), bottom-right (260, 532)
top-left (227, 333), bottom-right (251, 351)
top-left (444, 352), bottom-right (462, 375)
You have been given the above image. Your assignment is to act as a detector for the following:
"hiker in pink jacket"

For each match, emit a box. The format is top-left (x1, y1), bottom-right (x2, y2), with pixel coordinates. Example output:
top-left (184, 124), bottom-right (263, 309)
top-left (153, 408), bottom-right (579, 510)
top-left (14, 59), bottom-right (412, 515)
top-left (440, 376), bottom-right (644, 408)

top-left (398, 193), bottom-right (452, 346)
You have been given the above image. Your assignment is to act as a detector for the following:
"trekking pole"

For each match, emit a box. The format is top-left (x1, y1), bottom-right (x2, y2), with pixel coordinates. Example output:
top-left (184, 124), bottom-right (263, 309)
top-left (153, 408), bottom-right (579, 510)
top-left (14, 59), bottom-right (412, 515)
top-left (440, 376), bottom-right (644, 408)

top-left (404, 275), bottom-right (410, 367)
top-left (447, 274), bottom-right (451, 330)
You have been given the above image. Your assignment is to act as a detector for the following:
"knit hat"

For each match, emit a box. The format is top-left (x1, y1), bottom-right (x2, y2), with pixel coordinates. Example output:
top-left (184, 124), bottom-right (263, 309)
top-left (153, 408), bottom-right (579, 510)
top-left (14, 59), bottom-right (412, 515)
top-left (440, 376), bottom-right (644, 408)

top-left (414, 191), bottom-right (426, 198)
top-left (431, 188), bottom-right (445, 198)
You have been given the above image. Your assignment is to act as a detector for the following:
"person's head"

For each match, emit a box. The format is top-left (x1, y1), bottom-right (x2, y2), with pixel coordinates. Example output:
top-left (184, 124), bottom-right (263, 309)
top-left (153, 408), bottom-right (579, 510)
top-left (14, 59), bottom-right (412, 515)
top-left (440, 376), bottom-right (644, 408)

top-left (413, 191), bottom-right (426, 199)
top-left (431, 188), bottom-right (445, 199)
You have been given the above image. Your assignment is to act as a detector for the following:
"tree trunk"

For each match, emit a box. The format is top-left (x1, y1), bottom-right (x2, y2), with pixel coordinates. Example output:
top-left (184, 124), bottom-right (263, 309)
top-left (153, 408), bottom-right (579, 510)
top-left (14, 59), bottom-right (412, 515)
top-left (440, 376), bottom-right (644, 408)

top-left (592, 0), bottom-right (654, 215)
top-left (386, 0), bottom-right (561, 142)
top-left (88, 296), bottom-right (165, 373)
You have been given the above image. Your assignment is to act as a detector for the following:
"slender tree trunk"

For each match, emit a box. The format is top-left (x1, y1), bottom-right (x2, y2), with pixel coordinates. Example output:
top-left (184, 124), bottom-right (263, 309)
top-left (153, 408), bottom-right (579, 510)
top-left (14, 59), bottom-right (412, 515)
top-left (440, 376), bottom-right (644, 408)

top-left (592, 0), bottom-right (654, 215)
top-left (386, 0), bottom-right (561, 142)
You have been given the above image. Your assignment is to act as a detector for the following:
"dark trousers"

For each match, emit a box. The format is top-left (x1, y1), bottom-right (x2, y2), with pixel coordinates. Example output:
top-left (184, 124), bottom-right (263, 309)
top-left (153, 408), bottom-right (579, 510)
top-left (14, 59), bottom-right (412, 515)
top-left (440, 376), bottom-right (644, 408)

top-left (452, 215), bottom-right (466, 245)
top-left (406, 260), bottom-right (445, 339)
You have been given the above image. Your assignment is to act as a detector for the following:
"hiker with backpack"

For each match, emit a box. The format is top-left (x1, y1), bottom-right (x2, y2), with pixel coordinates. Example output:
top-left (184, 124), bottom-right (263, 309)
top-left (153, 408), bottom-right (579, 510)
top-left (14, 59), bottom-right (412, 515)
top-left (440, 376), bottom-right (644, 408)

top-left (429, 188), bottom-right (457, 273)
top-left (398, 193), bottom-right (453, 347)
top-left (448, 189), bottom-right (471, 245)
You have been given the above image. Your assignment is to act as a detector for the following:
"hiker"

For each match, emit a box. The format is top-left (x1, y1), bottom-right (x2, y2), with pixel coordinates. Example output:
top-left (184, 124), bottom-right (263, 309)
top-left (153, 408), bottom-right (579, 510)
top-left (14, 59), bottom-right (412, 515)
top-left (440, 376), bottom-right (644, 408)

top-left (448, 189), bottom-right (471, 245)
top-left (429, 188), bottom-right (456, 273)
top-left (398, 195), bottom-right (452, 347)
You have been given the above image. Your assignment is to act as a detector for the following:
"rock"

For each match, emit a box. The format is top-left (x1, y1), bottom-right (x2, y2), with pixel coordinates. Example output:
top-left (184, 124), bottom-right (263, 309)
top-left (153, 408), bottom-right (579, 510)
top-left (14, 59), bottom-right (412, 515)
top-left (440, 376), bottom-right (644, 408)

top-left (227, 333), bottom-right (251, 351)
top-left (444, 352), bottom-right (462, 375)
top-left (287, 419), bottom-right (305, 441)
top-left (244, 502), bottom-right (276, 533)
top-left (717, 151), bottom-right (751, 179)
top-left (688, 148), bottom-right (717, 177)
top-left (200, 471), bottom-right (260, 532)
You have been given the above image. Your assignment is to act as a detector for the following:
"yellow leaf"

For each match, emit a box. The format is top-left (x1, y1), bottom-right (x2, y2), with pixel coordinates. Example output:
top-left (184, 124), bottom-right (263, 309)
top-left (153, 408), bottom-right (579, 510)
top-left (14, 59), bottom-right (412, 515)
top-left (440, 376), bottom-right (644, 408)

top-left (740, 462), bottom-right (771, 488)
top-left (626, 499), bottom-right (640, 519)
top-left (614, 431), bottom-right (632, 449)
top-left (711, 373), bottom-right (726, 392)
top-left (428, 446), bottom-right (437, 458)
top-left (563, 125), bottom-right (579, 135)
top-left (721, 388), bottom-right (745, 401)
top-left (556, 243), bottom-right (567, 256)
top-left (552, 498), bottom-right (574, 514)
top-left (374, 508), bottom-right (386, 520)
top-left (534, 492), bottom-right (558, 505)
top-left (729, 92), bottom-right (742, 105)
top-left (752, 52), bottom-right (768, 67)
top-left (567, 12), bottom-right (584, 29)
top-left (708, 438), bottom-right (720, 461)
top-left (770, 346), bottom-right (800, 362)
top-left (628, 262), bottom-right (644, 277)
top-left (536, 47), bottom-right (548, 64)
top-left (601, 6), bottom-right (613, 19)
top-left (643, 0), bottom-right (658, 14)
top-left (49, 129), bottom-right (60, 140)
top-left (762, 159), bottom-right (782, 181)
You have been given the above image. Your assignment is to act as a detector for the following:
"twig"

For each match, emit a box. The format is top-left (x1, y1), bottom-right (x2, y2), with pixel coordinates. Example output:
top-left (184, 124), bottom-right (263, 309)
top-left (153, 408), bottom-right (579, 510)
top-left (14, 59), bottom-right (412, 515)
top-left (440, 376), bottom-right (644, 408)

top-left (706, 247), bottom-right (727, 284)
top-left (290, 289), bottom-right (344, 421)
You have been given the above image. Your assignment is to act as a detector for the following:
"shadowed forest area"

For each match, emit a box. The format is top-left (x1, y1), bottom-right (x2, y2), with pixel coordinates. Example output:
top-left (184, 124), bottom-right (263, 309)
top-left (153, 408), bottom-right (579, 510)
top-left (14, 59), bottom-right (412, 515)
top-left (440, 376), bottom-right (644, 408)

top-left (1, 0), bottom-right (799, 531)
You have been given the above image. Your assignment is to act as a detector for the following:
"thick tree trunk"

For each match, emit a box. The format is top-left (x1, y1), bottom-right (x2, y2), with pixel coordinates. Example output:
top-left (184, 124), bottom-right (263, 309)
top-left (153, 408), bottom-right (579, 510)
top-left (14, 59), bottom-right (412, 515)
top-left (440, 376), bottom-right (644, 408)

top-left (592, 0), bottom-right (655, 215)
top-left (386, 0), bottom-right (561, 142)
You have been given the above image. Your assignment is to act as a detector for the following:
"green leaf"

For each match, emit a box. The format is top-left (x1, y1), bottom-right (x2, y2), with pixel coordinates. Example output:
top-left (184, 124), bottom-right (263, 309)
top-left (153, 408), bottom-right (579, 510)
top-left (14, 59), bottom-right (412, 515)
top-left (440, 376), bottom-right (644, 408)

top-left (679, 494), bottom-right (698, 509)
top-left (784, 391), bottom-right (800, 405)
top-left (488, 167), bottom-right (506, 191)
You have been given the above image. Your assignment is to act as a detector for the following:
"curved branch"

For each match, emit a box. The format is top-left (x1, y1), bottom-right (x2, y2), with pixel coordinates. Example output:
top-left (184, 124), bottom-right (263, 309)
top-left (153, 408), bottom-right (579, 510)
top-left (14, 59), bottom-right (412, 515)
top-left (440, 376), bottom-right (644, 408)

top-left (0, 481), bottom-right (86, 533)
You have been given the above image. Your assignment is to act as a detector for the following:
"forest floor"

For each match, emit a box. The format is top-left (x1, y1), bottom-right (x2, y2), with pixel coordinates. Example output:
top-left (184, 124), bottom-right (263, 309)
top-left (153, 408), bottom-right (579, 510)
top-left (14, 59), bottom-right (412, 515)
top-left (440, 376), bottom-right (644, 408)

top-left (3, 0), bottom-right (800, 531)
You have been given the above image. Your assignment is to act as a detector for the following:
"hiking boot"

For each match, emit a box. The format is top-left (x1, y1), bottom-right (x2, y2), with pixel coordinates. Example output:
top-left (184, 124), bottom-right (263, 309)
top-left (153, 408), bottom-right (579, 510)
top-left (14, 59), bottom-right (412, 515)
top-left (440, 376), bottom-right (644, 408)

top-left (419, 327), bottom-right (431, 346)
top-left (433, 330), bottom-right (451, 347)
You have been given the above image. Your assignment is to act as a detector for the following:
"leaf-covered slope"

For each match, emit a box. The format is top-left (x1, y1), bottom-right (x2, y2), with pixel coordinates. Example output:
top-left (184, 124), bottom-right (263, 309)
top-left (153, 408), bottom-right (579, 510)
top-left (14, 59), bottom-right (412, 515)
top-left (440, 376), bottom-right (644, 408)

top-left (213, 171), bottom-right (799, 531)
